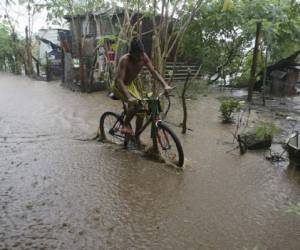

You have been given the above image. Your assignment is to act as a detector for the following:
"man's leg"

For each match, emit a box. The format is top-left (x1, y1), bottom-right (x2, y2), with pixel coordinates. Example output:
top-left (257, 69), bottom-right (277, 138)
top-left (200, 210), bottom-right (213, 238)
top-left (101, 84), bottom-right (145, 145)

top-left (122, 103), bottom-right (140, 134)
top-left (135, 115), bottom-right (145, 146)
top-left (123, 104), bottom-right (146, 147)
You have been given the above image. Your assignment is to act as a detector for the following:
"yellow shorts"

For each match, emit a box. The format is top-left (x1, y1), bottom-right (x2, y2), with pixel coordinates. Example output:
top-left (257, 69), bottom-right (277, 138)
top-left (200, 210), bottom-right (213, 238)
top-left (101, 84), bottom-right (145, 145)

top-left (112, 80), bottom-right (145, 117)
top-left (112, 80), bottom-right (142, 101)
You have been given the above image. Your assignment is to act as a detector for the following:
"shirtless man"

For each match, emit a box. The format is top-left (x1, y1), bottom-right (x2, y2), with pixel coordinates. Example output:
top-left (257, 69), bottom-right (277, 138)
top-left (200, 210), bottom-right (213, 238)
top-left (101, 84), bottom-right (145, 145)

top-left (113, 38), bottom-right (172, 146)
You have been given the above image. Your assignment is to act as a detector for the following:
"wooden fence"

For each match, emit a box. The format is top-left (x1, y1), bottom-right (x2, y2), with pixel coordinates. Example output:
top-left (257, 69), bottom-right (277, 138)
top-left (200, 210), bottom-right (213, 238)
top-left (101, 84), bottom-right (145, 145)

top-left (141, 62), bottom-right (201, 82)
top-left (164, 62), bottom-right (201, 81)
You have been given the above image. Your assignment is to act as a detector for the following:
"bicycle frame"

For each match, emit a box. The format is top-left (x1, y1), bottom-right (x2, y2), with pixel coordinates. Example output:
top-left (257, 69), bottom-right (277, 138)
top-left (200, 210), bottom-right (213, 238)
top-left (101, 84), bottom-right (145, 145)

top-left (136, 98), bottom-right (163, 138)
top-left (101, 88), bottom-right (184, 166)
top-left (115, 98), bottom-right (162, 141)
top-left (135, 115), bottom-right (157, 138)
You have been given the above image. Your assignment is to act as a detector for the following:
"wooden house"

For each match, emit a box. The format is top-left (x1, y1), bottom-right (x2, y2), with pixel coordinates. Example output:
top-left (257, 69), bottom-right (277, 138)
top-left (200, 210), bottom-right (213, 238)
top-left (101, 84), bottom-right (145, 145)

top-left (37, 29), bottom-right (71, 81)
top-left (37, 29), bottom-right (70, 64)
top-left (268, 51), bottom-right (300, 96)
top-left (63, 8), bottom-right (170, 59)
top-left (62, 8), bottom-right (199, 91)
top-left (256, 50), bottom-right (300, 96)
top-left (270, 67), bottom-right (299, 96)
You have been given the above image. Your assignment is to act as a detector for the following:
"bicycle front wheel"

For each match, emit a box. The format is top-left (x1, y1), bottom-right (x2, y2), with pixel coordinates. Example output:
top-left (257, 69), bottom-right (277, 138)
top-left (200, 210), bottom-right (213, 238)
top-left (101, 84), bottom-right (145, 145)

top-left (156, 121), bottom-right (184, 167)
top-left (99, 112), bottom-right (125, 145)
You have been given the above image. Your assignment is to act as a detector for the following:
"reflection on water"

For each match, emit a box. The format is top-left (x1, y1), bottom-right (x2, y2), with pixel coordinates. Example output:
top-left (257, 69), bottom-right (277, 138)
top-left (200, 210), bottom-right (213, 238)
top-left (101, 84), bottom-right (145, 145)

top-left (1, 73), bottom-right (300, 250)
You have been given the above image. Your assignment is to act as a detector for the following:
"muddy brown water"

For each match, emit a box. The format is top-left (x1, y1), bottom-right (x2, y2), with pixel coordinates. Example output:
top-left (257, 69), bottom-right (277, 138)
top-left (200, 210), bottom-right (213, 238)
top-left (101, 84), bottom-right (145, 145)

top-left (1, 73), bottom-right (300, 250)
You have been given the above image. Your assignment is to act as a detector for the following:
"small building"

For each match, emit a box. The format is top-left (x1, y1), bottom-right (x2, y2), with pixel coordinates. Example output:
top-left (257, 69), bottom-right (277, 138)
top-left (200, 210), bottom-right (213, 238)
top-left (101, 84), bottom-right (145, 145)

top-left (61, 8), bottom-right (198, 91)
top-left (37, 29), bottom-right (70, 65)
top-left (61, 8), bottom-right (179, 91)
top-left (259, 51), bottom-right (300, 96)
top-left (37, 29), bottom-right (71, 81)
top-left (63, 8), bottom-right (164, 60)
top-left (270, 67), bottom-right (300, 96)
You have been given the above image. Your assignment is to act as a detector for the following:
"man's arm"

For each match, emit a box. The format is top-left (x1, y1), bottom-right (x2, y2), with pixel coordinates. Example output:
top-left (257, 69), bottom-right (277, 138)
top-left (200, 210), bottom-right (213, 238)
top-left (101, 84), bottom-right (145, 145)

top-left (143, 53), bottom-right (172, 90)
top-left (115, 57), bottom-right (135, 102)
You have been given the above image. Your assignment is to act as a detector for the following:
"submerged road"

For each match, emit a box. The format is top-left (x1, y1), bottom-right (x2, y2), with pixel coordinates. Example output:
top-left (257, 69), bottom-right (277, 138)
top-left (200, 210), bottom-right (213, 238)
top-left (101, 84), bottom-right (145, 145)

top-left (0, 73), bottom-right (300, 250)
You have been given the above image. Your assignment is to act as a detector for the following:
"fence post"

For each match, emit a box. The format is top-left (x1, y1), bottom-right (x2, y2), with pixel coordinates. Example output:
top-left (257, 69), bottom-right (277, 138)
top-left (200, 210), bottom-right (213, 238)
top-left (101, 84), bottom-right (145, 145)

top-left (46, 52), bottom-right (50, 81)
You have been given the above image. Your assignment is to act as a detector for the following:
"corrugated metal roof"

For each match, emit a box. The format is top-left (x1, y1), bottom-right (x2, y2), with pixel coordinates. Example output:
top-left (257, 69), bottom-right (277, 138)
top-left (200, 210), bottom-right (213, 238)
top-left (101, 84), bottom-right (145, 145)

top-left (64, 7), bottom-right (124, 20)
top-left (270, 70), bottom-right (287, 79)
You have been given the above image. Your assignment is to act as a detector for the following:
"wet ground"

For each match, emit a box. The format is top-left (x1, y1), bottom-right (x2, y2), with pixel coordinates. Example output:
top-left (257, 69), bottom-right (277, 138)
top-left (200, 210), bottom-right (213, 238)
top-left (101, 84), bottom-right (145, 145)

top-left (223, 87), bottom-right (300, 154)
top-left (1, 73), bottom-right (300, 250)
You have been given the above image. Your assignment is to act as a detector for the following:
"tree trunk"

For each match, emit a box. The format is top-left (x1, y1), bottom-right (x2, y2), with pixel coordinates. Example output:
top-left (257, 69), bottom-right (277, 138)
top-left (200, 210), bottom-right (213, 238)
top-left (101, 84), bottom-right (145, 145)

top-left (247, 22), bottom-right (262, 102)
top-left (77, 19), bottom-right (85, 92)
top-left (88, 53), bottom-right (98, 92)
top-left (46, 52), bottom-right (50, 81)
top-left (61, 50), bottom-right (65, 83)
top-left (69, 16), bottom-right (85, 91)
top-left (36, 61), bottom-right (40, 77)
top-left (25, 26), bottom-right (33, 77)
top-left (262, 46), bottom-right (269, 106)
top-left (182, 72), bottom-right (191, 134)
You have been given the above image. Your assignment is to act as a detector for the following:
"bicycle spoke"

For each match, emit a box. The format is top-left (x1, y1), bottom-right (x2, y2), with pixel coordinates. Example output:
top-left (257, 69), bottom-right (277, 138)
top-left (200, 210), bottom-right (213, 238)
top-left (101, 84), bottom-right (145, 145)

top-left (157, 127), bottom-right (179, 164)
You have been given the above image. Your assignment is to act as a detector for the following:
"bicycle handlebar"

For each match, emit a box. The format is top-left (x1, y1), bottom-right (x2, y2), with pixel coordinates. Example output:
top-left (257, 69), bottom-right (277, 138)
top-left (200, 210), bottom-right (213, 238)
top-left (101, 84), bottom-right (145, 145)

top-left (137, 87), bottom-right (176, 102)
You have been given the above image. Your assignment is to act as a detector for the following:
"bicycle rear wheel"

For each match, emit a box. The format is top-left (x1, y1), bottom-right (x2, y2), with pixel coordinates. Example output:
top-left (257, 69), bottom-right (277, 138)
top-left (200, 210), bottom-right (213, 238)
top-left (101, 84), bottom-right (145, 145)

top-left (156, 121), bottom-right (184, 167)
top-left (99, 112), bottom-right (125, 145)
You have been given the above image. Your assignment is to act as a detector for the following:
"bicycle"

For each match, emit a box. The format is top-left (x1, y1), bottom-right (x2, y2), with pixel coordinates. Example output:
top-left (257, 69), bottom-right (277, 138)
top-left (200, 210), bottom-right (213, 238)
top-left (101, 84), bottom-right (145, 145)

top-left (99, 90), bottom-right (184, 167)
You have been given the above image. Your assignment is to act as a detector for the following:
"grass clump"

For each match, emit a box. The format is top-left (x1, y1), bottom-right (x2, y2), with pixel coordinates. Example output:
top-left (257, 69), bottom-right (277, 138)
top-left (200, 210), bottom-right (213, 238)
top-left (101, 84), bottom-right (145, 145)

top-left (219, 99), bottom-right (242, 123)
top-left (255, 122), bottom-right (277, 140)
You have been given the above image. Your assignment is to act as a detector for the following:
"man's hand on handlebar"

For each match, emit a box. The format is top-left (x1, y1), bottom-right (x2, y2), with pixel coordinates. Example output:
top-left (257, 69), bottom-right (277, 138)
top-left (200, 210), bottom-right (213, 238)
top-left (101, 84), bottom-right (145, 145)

top-left (164, 85), bottom-right (175, 95)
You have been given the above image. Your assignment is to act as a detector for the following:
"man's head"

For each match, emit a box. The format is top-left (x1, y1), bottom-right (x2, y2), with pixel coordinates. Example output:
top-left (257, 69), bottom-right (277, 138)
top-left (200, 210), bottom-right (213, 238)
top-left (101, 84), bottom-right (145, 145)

top-left (129, 38), bottom-right (144, 62)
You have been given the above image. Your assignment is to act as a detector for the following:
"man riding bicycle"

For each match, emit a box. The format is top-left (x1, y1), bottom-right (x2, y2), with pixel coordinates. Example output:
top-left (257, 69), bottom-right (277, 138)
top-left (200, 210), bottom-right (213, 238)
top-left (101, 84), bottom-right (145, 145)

top-left (112, 38), bottom-right (172, 147)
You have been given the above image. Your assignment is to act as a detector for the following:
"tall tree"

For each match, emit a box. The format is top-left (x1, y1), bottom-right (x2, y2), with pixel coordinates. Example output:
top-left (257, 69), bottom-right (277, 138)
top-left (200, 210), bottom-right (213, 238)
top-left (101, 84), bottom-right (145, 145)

top-left (247, 21), bottom-right (262, 102)
top-left (0, 1), bottom-right (22, 74)
top-left (181, 0), bottom-right (300, 87)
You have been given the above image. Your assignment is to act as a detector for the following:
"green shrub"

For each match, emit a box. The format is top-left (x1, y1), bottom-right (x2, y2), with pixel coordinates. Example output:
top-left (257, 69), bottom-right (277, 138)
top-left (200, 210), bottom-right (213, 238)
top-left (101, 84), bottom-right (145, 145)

top-left (219, 99), bottom-right (242, 123)
top-left (255, 122), bottom-right (277, 140)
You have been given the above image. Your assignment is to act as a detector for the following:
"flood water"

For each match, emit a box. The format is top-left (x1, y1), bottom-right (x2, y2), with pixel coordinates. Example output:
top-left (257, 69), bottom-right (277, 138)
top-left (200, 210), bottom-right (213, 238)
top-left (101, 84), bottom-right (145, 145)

top-left (1, 73), bottom-right (300, 250)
